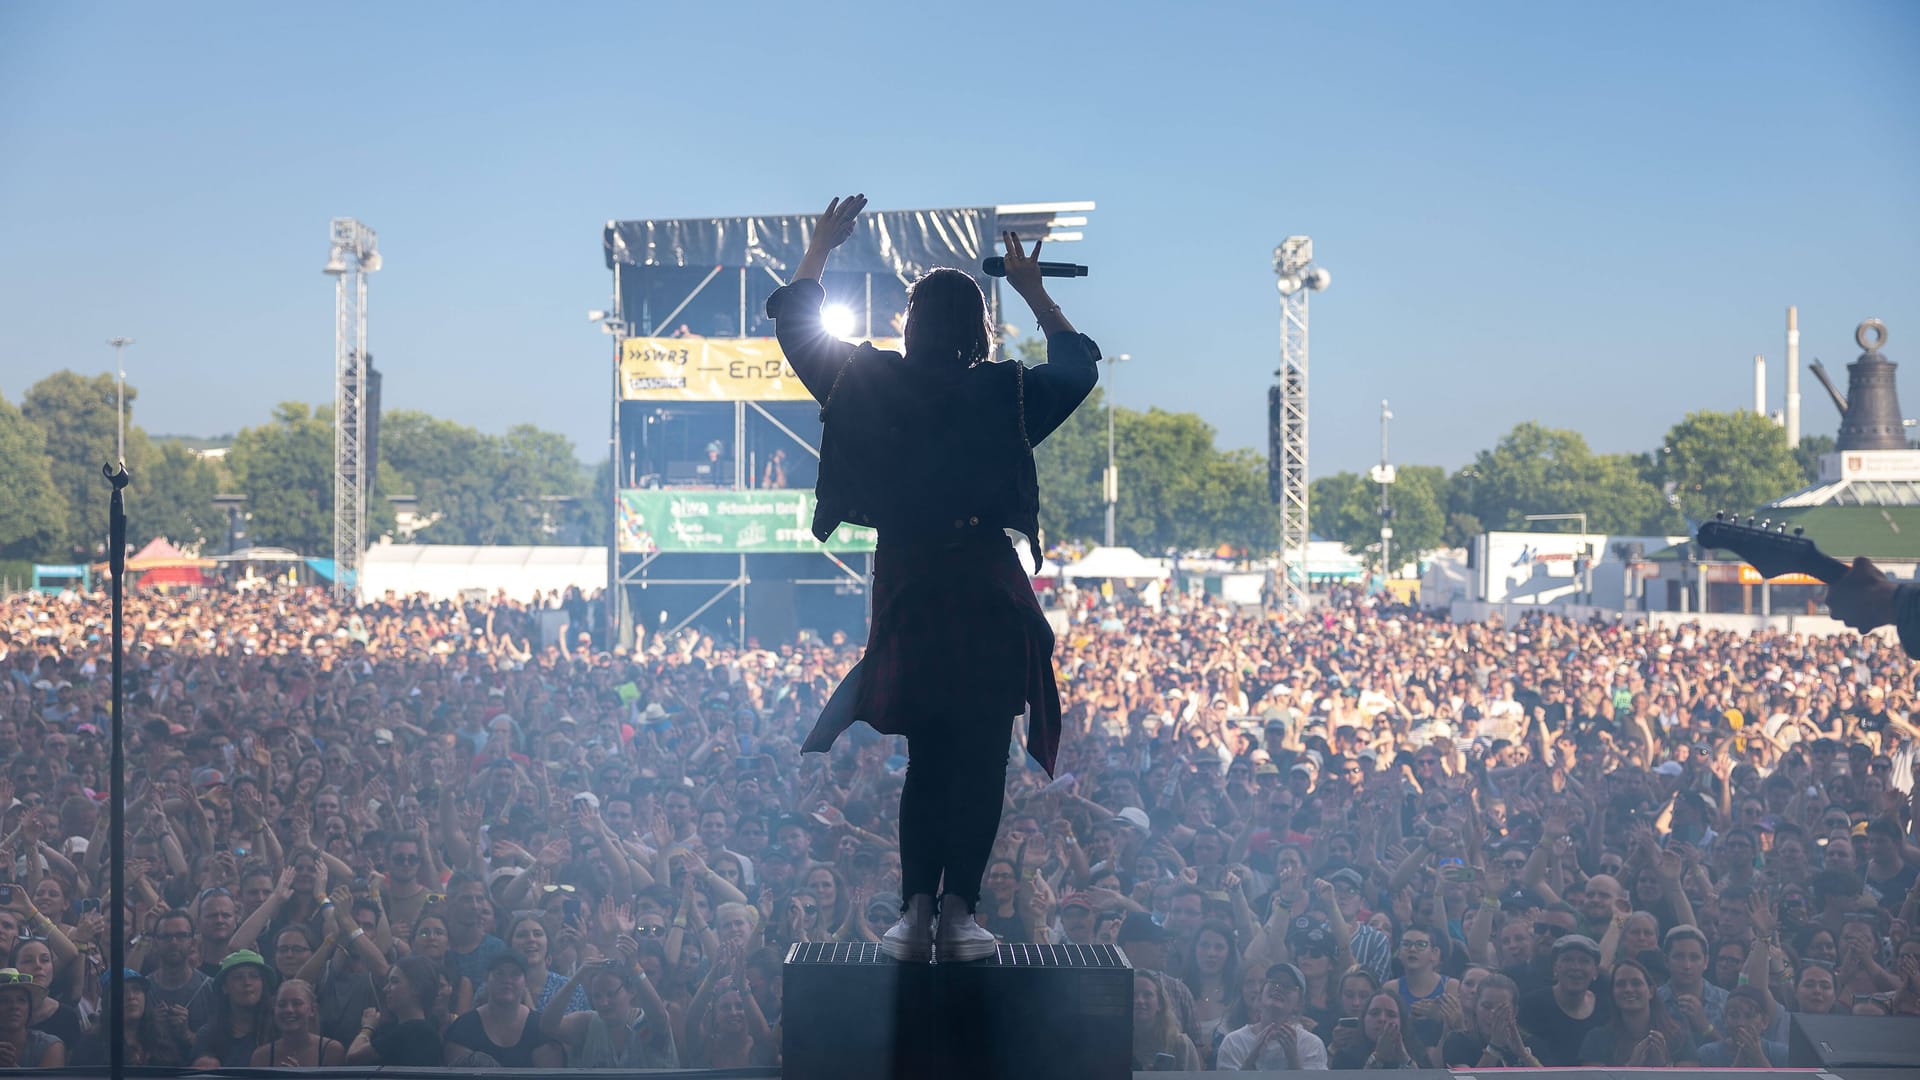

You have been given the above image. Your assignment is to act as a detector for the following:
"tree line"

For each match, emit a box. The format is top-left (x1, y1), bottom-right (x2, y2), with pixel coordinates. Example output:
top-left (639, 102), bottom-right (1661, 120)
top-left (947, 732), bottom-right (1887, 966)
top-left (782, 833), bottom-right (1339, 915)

top-left (0, 371), bottom-right (605, 562)
top-left (1, 365), bottom-right (1838, 566)
top-left (1026, 334), bottom-right (1831, 560)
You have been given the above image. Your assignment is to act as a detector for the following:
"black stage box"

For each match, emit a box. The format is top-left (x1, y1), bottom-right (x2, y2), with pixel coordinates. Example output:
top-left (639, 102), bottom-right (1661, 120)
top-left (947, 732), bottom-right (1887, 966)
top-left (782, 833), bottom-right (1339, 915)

top-left (1789, 1011), bottom-right (1920, 1068)
top-left (782, 940), bottom-right (1132, 1080)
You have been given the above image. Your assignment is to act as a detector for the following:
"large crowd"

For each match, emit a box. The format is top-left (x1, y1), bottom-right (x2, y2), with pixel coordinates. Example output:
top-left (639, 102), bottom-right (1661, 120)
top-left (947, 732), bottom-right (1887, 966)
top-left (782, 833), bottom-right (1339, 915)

top-left (0, 573), bottom-right (1916, 1072)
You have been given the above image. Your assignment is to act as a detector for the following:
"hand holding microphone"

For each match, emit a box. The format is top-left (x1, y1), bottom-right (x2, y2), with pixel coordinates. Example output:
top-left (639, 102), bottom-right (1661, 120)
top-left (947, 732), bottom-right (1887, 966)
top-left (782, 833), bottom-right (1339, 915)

top-left (998, 231), bottom-right (1077, 336)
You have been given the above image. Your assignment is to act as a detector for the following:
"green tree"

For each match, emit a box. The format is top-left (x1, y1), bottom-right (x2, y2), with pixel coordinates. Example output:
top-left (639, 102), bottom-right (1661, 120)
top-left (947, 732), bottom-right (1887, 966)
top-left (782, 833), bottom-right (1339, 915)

top-left (383, 413), bottom-right (593, 545)
top-left (1027, 341), bottom-right (1274, 552)
top-left (1309, 465), bottom-right (1448, 568)
top-left (1463, 422), bottom-right (1674, 536)
top-left (1309, 471), bottom-right (1379, 556)
top-left (227, 402), bottom-right (394, 555)
top-left (1793, 433), bottom-right (1836, 486)
top-left (383, 410), bottom-right (509, 544)
top-left (136, 441), bottom-right (224, 550)
top-left (498, 424), bottom-right (591, 543)
top-left (20, 371), bottom-right (147, 557)
top-left (0, 392), bottom-right (66, 559)
top-left (1654, 410), bottom-right (1806, 522)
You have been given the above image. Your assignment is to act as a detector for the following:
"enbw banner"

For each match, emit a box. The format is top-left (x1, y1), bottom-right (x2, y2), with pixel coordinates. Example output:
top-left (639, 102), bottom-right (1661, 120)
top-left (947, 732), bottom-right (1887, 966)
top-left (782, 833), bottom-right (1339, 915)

top-left (618, 490), bottom-right (877, 554)
top-left (619, 336), bottom-right (902, 402)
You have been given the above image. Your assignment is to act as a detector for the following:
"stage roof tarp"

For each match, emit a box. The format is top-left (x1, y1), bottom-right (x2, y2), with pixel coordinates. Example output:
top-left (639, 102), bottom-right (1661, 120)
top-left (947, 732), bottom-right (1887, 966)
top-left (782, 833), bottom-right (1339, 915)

top-left (358, 544), bottom-right (607, 604)
top-left (604, 208), bottom-right (994, 282)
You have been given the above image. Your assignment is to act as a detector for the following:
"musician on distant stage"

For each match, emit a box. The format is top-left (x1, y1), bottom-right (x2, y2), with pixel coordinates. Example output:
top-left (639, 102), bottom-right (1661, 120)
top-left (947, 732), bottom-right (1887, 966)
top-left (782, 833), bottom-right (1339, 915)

top-left (765, 194), bottom-right (1100, 961)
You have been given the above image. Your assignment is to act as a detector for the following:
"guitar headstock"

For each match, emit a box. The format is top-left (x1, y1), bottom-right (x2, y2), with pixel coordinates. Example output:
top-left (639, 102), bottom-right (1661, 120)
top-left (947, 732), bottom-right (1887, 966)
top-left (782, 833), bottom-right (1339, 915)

top-left (1695, 512), bottom-right (1847, 585)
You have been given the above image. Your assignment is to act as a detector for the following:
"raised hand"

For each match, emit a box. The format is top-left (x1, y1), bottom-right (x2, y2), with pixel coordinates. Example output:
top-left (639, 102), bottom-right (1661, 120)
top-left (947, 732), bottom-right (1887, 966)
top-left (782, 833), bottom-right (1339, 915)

top-left (809, 195), bottom-right (866, 254)
top-left (1000, 231), bottom-right (1048, 298)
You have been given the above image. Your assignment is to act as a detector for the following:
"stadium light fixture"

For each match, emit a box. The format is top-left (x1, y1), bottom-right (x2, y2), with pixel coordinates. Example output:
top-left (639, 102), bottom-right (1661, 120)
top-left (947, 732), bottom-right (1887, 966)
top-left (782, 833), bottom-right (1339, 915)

top-left (323, 247), bottom-right (349, 275)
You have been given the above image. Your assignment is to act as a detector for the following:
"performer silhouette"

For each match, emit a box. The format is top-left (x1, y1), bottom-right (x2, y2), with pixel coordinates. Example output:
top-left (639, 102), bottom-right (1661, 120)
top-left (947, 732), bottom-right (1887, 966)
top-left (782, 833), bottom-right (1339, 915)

top-left (766, 194), bottom-right (1099, 961)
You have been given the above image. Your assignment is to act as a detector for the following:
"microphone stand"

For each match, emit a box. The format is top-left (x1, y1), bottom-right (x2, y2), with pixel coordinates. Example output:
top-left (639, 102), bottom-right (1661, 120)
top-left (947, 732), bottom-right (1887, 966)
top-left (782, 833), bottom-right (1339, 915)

top-left (101, 460), bottom-right (130, 1080)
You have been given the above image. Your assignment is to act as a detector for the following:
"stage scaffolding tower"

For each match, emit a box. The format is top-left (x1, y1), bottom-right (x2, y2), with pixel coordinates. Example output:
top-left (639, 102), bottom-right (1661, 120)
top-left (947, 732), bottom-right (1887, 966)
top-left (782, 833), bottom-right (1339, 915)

top-left (324, 218), bottom-right (380, 603)
top-left (1271, 236), bottom-right (1329, 612)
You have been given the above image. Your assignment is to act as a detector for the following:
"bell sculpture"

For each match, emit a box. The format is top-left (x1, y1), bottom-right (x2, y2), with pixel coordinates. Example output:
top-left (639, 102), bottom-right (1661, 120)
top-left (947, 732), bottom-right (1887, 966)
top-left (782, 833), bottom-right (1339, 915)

top-left (1810, 319), bottom-right (1906, 452)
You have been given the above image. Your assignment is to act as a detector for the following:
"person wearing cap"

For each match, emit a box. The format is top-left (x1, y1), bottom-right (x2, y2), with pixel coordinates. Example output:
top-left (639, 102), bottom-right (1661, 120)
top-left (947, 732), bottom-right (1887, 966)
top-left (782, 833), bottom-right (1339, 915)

top-left (73, 968), bottom-right (191, 1067)
top-left (1118, 914), bottom-right (1197, 1035)
top-left (0, 968), bottom-right (62, 1067)
top-left (189, 949), bottom-right (277, 1068)
top-left (774, 209), bottom-right (1097, 964)
top-left (1518, 933), bottom-right (1608, 1066)
top-left (1214, 961), bottom-right (1328, 1070)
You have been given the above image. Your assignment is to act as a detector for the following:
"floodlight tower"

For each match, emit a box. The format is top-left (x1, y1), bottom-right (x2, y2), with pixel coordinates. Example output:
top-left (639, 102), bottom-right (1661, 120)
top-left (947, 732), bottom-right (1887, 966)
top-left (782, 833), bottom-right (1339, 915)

top-left (324, 218), bottom-right (380, 603)
top-left (1270, 237), bottom-right (1330, 611)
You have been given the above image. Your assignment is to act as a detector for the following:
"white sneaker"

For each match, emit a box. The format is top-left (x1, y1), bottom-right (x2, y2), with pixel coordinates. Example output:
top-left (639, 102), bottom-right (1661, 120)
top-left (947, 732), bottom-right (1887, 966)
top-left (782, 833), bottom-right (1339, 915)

top-left (935, 894), bottom-right (998, 962)
top-left (880, 893), bottom-right (934, 962)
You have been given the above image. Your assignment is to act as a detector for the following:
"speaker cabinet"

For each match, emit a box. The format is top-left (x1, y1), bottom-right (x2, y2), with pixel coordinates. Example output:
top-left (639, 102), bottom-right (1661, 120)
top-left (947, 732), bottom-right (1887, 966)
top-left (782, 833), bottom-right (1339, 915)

top-left (1788, 1011), bottom-right (1920, 1068)
top-left (782, 941), bottom-right (1133, 1080)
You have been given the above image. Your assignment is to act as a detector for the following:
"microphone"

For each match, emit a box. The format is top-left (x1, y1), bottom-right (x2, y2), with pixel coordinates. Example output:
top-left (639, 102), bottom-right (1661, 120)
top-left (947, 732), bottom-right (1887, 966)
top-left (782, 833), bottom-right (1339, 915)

top-left (982, 257), bottom-right (1089, 279)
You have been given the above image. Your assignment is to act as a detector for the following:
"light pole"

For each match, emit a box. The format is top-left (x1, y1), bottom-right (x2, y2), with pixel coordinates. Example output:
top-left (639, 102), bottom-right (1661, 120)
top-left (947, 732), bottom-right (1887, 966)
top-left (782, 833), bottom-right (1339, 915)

top-left (1370, 400), bottom-right (1395, 584)
top-left (1104, 353), bottom-right (1129, 547)
top-left (108, 337), bottom-right (135, 463)
top-left (1523, 512), bottom-right (1590, 603)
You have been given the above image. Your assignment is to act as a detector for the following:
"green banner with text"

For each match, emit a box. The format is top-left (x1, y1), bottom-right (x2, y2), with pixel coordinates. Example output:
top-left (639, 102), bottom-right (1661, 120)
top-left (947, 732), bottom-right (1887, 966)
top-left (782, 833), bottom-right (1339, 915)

top-left (618, 490), bottom-right (877, 554)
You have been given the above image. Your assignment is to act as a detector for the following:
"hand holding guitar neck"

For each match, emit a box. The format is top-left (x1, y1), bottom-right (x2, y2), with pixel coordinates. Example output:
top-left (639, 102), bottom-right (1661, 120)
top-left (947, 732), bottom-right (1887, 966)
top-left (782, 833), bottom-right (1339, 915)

top-left (1696, 513), bottom-right (1895, 632)
top-left (1829, 557), bottom-right (1901, 633)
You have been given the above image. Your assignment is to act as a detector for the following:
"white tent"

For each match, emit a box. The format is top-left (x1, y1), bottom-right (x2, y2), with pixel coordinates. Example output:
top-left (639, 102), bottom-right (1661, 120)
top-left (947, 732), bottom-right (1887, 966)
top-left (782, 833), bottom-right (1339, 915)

top-left (1061, 546), bottom-right (1169, 580)
top-left (358, 544), bottom-right (607, 603)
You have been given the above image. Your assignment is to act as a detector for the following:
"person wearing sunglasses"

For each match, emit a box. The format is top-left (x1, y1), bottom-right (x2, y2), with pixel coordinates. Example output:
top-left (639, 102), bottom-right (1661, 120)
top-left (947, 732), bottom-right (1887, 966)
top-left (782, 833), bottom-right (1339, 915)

top-left (1501, 904), bottom-right (1578, 997)
top-left (382, 834), bottom-right (438, 933)
top-left (0, 968), bottom-right (63, 1067)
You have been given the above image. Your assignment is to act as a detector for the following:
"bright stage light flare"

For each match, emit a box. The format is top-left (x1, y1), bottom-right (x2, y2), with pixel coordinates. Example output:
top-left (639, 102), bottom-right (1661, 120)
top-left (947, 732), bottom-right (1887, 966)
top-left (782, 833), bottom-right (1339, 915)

top-left (821, 304), bottom-right (857, 339)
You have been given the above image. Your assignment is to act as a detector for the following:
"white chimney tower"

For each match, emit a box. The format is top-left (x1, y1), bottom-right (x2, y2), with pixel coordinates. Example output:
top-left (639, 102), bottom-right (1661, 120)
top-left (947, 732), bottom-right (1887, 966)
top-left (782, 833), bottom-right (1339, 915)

top-left (1786, 306), bottom-right (1801, 445)
top-left (1753, 354), bottom-right (1766, 416)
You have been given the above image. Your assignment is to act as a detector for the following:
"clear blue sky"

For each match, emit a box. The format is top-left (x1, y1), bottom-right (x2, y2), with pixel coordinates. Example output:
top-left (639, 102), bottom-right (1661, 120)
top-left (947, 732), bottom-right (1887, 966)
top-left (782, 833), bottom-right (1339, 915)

top-left (2, 1), bottom-right (1916, 477)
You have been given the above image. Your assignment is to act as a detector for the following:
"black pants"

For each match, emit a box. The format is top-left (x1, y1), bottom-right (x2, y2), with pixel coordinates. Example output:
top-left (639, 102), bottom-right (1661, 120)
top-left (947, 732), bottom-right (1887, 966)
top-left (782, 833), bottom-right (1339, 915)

top-left (897, 710), bottom-right (1016, 914)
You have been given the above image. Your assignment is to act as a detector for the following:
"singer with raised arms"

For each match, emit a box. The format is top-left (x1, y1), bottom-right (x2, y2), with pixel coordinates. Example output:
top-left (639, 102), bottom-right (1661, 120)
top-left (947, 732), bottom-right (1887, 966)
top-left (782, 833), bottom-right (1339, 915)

top-left (765, 194), bottom-right (1101, 961)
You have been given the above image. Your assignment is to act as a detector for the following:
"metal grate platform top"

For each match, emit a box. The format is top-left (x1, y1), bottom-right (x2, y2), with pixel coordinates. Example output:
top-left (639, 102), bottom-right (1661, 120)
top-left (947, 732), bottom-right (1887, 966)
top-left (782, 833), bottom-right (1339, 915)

top-left (785, 941), bottom-right (1132, 969)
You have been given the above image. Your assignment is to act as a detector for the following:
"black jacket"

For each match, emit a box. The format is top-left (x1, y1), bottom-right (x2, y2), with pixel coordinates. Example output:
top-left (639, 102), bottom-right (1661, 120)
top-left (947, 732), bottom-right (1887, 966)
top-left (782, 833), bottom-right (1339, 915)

top-left (766, 279), bottom-right (1099, 566)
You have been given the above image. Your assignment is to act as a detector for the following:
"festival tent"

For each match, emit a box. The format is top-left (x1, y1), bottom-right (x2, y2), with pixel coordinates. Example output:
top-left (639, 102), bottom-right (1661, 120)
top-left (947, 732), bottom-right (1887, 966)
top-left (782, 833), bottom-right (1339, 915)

top-left (122, 538), bottom-right (214, 588)
top-left (357, 544), bottom-right (607, 604)
top-left (1060, 546), bottom-right (1170, 580)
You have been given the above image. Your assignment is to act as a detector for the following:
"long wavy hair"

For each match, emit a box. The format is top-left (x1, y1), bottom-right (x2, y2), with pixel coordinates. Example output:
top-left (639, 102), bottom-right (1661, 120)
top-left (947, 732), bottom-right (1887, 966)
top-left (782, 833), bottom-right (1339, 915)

top-left (1179, 920), bottom-right (1242, 1012)
top-left (1132, 971), bottom-right (1186, 1066)
top-left (1604, 958), bottom-right (1688, 1048)
top-left (903, 269), bottom-right (994, 369)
